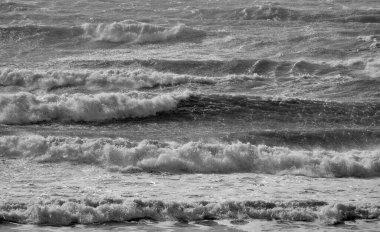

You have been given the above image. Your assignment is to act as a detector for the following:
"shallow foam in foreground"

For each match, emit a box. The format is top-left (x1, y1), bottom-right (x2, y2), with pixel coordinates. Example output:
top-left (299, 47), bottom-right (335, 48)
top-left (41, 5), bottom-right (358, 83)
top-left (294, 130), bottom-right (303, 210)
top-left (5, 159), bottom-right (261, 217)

top-left (0, 197), bottom-right (378, 226)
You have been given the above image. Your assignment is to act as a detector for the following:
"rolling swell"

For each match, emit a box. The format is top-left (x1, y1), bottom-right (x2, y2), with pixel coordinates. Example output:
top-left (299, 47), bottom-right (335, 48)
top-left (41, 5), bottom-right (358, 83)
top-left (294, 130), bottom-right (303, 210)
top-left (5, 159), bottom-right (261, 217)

top-left (333, 15), bottom-right (380, 23)
top-left (1, 135), bottom-right (380, 177)
top-left (0, 198), bottom-right (378, 225)
top-left (224, 128), bottom-right (380, 150)
top-left (189, 5), bottom-right (380, 23)
top-left (72, 58), bottom-right (365, 77)
top-left (173, 94), bottom-right (380, 127)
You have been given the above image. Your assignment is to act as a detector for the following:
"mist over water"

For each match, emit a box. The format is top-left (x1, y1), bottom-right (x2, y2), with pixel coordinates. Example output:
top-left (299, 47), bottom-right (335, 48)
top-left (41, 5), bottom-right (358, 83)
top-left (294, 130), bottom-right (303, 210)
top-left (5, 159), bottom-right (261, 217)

top-left (0, 0), bottom-right (379, 231)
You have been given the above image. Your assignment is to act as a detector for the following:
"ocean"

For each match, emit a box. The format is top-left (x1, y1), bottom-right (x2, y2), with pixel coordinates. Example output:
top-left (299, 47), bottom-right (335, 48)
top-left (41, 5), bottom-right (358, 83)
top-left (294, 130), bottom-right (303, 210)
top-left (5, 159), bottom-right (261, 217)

top-left (0, 0), bottom-right (379, 231)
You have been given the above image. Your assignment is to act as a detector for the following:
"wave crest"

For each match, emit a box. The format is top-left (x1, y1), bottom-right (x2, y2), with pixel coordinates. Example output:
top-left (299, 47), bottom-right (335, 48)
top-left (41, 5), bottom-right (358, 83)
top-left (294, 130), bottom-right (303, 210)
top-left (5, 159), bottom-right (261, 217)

top-left (0, 68), bottom-right (215, 91)
top-left (82, 20), bottom-right (206, 43)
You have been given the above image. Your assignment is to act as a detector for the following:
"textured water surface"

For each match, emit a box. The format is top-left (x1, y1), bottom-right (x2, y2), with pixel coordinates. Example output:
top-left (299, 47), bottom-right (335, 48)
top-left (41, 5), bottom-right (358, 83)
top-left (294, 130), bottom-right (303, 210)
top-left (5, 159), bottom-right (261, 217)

top-left (1, 0), bottom-right (379, 231)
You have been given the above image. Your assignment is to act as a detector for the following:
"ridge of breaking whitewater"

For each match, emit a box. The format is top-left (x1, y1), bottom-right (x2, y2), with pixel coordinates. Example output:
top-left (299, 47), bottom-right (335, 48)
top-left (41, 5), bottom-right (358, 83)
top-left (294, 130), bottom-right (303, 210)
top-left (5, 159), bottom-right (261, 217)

top-left (1, 134), bottom-right (380, 177)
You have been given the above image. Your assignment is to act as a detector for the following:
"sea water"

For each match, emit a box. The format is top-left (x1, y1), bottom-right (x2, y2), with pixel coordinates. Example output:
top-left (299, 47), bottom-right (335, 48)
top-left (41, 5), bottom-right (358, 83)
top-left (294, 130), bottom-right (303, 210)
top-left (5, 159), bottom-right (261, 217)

top-left (0, 0), bottom-right (379, 231)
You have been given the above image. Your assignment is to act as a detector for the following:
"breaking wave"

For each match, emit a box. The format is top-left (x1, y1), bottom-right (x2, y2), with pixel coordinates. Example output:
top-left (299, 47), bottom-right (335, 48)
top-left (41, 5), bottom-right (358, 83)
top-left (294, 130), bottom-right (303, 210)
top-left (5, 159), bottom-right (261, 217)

top-left (1, 135), bottom-right (379, 177)
top-left (0, 197), bottom-right (378, 225)
top-left (0, 92), bottom-right (188, 124)
top-left (0, 68), bottom-right (215, 91)
top-left (0, 93), bottom-right (378, 125)
top-left (82, 20), bottom-right (207, 43)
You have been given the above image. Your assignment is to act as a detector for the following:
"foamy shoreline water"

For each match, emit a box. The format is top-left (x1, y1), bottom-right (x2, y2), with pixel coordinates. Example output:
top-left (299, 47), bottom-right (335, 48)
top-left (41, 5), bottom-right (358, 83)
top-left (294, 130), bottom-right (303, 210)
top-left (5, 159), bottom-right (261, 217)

top-left (1, 159), bottom-right (380, 226)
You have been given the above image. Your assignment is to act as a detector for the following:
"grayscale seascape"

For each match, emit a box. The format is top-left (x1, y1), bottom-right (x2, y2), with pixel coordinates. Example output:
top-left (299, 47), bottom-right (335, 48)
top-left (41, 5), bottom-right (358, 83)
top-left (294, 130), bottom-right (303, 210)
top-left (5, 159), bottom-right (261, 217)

top-left (0, 0), bottom-right (379, 231)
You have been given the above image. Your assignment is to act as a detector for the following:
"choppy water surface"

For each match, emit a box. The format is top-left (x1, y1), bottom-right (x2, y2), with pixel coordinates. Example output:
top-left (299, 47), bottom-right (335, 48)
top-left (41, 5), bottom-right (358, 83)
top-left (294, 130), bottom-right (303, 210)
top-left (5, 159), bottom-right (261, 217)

top-left (0, 0), bottom-right (379, 231)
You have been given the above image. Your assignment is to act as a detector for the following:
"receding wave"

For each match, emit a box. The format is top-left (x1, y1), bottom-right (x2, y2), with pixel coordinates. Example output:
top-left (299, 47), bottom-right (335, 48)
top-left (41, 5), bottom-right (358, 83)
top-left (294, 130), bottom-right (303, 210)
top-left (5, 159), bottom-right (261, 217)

top-left (82, 20), bottom-right (206, 43)
top-left (0, 92), bottom-right (188, 124)
top-left (0, 197), bottom-right (378, 225)
top-left (1, 135), bottom-right (379, 177)
top-left (0, 68), bottom-right (215, 91)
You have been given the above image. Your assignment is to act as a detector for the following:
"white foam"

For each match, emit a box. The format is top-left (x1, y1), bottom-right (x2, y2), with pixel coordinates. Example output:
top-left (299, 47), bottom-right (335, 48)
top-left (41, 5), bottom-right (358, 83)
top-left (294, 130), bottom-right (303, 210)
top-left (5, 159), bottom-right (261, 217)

top-left (82, 20), bottom-right (206, 43)
top-left (0, 68), bottom-right (215, 90)
top-left (1, 135), bottom-right (379, 177)
top-left (0, 92), bottom-right (188, 124)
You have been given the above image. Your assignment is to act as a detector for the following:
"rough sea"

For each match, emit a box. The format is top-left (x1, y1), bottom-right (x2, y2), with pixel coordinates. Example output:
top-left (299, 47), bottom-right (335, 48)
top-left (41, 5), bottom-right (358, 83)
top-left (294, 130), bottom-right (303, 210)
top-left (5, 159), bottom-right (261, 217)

top-left (0, 0), bottom-right (380, 231)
